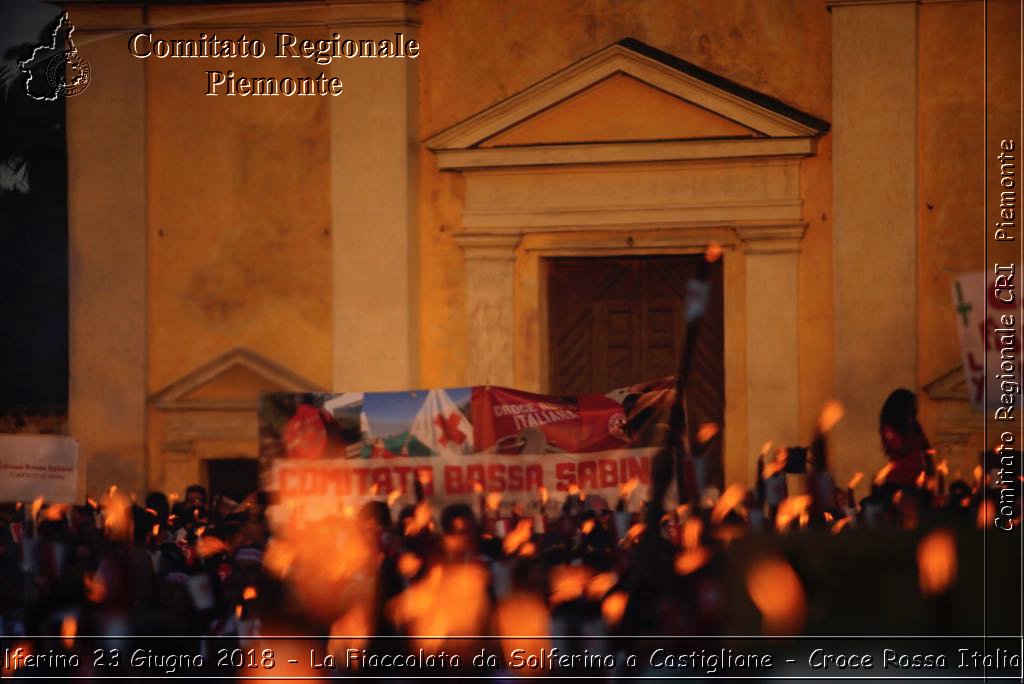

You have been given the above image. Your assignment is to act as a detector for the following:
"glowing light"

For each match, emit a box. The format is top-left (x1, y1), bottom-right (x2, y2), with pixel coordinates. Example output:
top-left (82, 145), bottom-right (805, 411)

top-left (917, 528), bottom-right (957, 595)
top-left (746, 556), bottom-right (806, 635)
top-left (711, 484), bottom-right (746, 524)
top-left (601, 591), bottom-right (629, 627)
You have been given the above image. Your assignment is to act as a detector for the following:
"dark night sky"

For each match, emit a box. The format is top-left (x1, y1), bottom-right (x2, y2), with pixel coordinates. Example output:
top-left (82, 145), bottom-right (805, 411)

top-left (1, 4), bottom-right (68, 412)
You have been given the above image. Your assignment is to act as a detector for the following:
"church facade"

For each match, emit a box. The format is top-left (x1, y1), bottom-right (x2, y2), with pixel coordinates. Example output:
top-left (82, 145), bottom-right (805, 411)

top-left (62, 0), bottom-right (1019, 498)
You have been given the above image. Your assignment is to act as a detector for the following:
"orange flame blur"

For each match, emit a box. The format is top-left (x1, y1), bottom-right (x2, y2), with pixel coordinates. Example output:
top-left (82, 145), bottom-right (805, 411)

top-left (102, 489), bottom-right (133, 542)
top-left (817, 399), bottom-right (845, 433)
top-left (618, 477), bottom-right (639, 500)
top-left (387, 489), bottom-right (402, 507)
top-left (389, 563), bottom-right (490, 654)
top-left (495, 593), bottom-right (551, 676)
top-left (848, 472), bottom-right (864, 490)
top-left (874, 462), bottom-right (895, 486)
top-left (704, 241), bottom-right (723, 263)
top-left (917, 528), bottom-right (957, 595)
top-left (602, 591), bottom-right (629, 627)
top-left (775, 495), bottom-right (812, 533)
top-left (696, 422), bottom-right (720, 444)
top-left (711, 484), bottom-right (746, 524)
top-left (242, 586), bottom-right (258, 601)
top-left (538, 485), bottom-right (549, 506)
top-left (586, 572), bottom-right (618, 600)
top-left (580, 519), bottom-right (596, 535)
top-left (397, 552), bottom-right (423, 579)
top-left (674, 547), bottom-right (712, 575)
top-left (502, 519), bottom-right (533, 556)
top-left (404, 501), bottom-right (433, 536)
top-left (84, 572), bottom-right (107, 602)
top-left (549, 565), bottom-right (591, 605)
top-left (485, 492), bottom-right (502, 513)
top-left (195, 535), bottom-right (229, 559)
top-left (682, 518), bottom-right (703, 550)
top-left (60, 615), bottom-right (76, 649)
top-left (831, 517), bottom-right (852, 535)
top-left (746, 556), bottom-right (806, 635)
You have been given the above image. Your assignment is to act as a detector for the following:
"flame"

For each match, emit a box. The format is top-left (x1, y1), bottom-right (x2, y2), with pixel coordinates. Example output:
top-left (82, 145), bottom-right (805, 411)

top-left (977, 499), bottom-right (995, 530)
top-left (41, 503), bottom-right (70, 521)
top-left (618, 477), bottom-right (639, 500)
top-left (601, 591), bottom-right (629, 627)
top-left (151, 524), bottom-right (160, 538)
top-left (196, 535), bottom-right (229, 559)
top-left (242, 586), bottom-right (258, 601)
top-left (586, 572), bottom-right (618, 600)
top-left (848, 472), bottom-right (864, 490)
top-left (823, 512), bottom-right (834, 523)
top-left (704, 241), bottom-right (723, 263)
top-left (30, 496), bottom-right (44, 524)
top-left (387, 488), bottom-right (402, 507)
top-left (263, 539), bottom-right (298, 579)
top-left (831, 517), bottom-right (852, 535)
top-left (235, 604), bottom-right (243, 619)
top-left (389, 564), bottom-right (489, 654)
top-left (472, 480), bottom-right (484, 494)
top-left (711, 484), bottom-right (746, 524)
top-left (397, 552), bottom-right (423, 579)
top-left (916, 470), bottom-right (928, 488)
top-left (625, 523), bottom-right (646, 543)
top-left (495, 593), bottom-right (550, 675)
top-left (973, 465), bottom-right (984, 489)
top-left (404, 501), bottom-right (433, 536)
top-left (817, 399), bottom-right (845, 433)
top-left (485, 492), bottom-right (502, 513)
top-left (696, 422), bottom-right (720, 444)
top-left (84, 572), bottom-right (107, 602)
top-left (874, 462), bottom-right (895, 486)
top-left (763, 449), bottom-right (787, 478)
top-left (60, 615), bottom-right (76, 649)
top-left (682, 517), bottom-right (703, 550)
top-left (519, 541), bottom-right (537, 557)
top-left (917, 528), bottom-right (957, 595)
top-left (549, 565), bottom-right (591, 605)
top-left (502, 519), bottom-right (533, 556)
top-left (936, 460), bottom-right (949, 477)
top-left (329, 603), bottom-right (372, 667)
top-left (775, 495), bottom-right (812, 533)
top-left (538, 485), bottom-right (549, 506)
top-left (580, 518), bottom-right (596, 535)
top-left (102, 489), bottom-right (133, 542)
top-left (746, 556), bottom-right (806, 635)
top-left (675, 546), bottom-right (712, 575)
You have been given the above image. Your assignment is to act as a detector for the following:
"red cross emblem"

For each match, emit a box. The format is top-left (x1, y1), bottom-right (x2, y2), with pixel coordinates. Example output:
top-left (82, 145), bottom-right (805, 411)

top-left (435, 412), bottom-right (466, 447)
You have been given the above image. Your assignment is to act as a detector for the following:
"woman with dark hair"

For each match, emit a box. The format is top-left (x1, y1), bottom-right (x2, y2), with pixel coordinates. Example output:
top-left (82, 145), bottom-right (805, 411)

top-left (879, 388), bottom-right (934, 487)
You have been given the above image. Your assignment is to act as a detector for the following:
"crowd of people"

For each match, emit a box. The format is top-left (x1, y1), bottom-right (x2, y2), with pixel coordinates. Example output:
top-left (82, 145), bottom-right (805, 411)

top-left (0, 389), bottom-right (1019, 679)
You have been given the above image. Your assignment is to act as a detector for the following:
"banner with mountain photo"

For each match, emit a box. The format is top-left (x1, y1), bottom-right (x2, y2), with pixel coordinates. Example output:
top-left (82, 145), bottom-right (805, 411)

top-left (258, 378), bottom-right (682, 520)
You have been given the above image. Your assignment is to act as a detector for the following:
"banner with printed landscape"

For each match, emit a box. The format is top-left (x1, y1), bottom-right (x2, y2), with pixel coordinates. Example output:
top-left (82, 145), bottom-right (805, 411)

top-left (258, 379), bottom-right (679, 518)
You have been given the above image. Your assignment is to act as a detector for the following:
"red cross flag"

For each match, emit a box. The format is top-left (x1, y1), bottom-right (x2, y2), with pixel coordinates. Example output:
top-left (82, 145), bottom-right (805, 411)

top-left (410, 389), bottom-right (474, 456)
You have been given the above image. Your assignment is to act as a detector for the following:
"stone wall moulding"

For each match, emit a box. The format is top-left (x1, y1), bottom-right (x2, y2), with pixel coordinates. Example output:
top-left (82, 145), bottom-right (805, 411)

top-left (150, 347), bottom-right (324, 412)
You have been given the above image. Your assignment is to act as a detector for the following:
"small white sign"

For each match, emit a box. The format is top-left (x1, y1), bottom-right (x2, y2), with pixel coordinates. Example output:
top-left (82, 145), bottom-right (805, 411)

top-left (0, 435), bottom-right (79, 503)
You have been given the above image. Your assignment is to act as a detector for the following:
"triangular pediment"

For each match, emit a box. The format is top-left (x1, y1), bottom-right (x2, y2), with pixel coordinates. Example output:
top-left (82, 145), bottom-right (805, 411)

top-left (151, 347), bottom-right (324, 410)
top-left (426, 38), bottom-right (828, 152)
top-left (480, 73), bottom-right (758, 147)
top-left (923, 366), bottom-right (969, 401)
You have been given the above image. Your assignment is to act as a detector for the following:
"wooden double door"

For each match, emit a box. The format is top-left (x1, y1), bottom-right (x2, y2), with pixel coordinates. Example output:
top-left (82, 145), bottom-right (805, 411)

top-left (547, 255), bottom-right (724, 472)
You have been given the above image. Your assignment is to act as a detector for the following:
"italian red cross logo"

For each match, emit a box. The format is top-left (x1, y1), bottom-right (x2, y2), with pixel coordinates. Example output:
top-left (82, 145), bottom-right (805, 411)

top-left (435, 412), bottom-right (466, 447)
